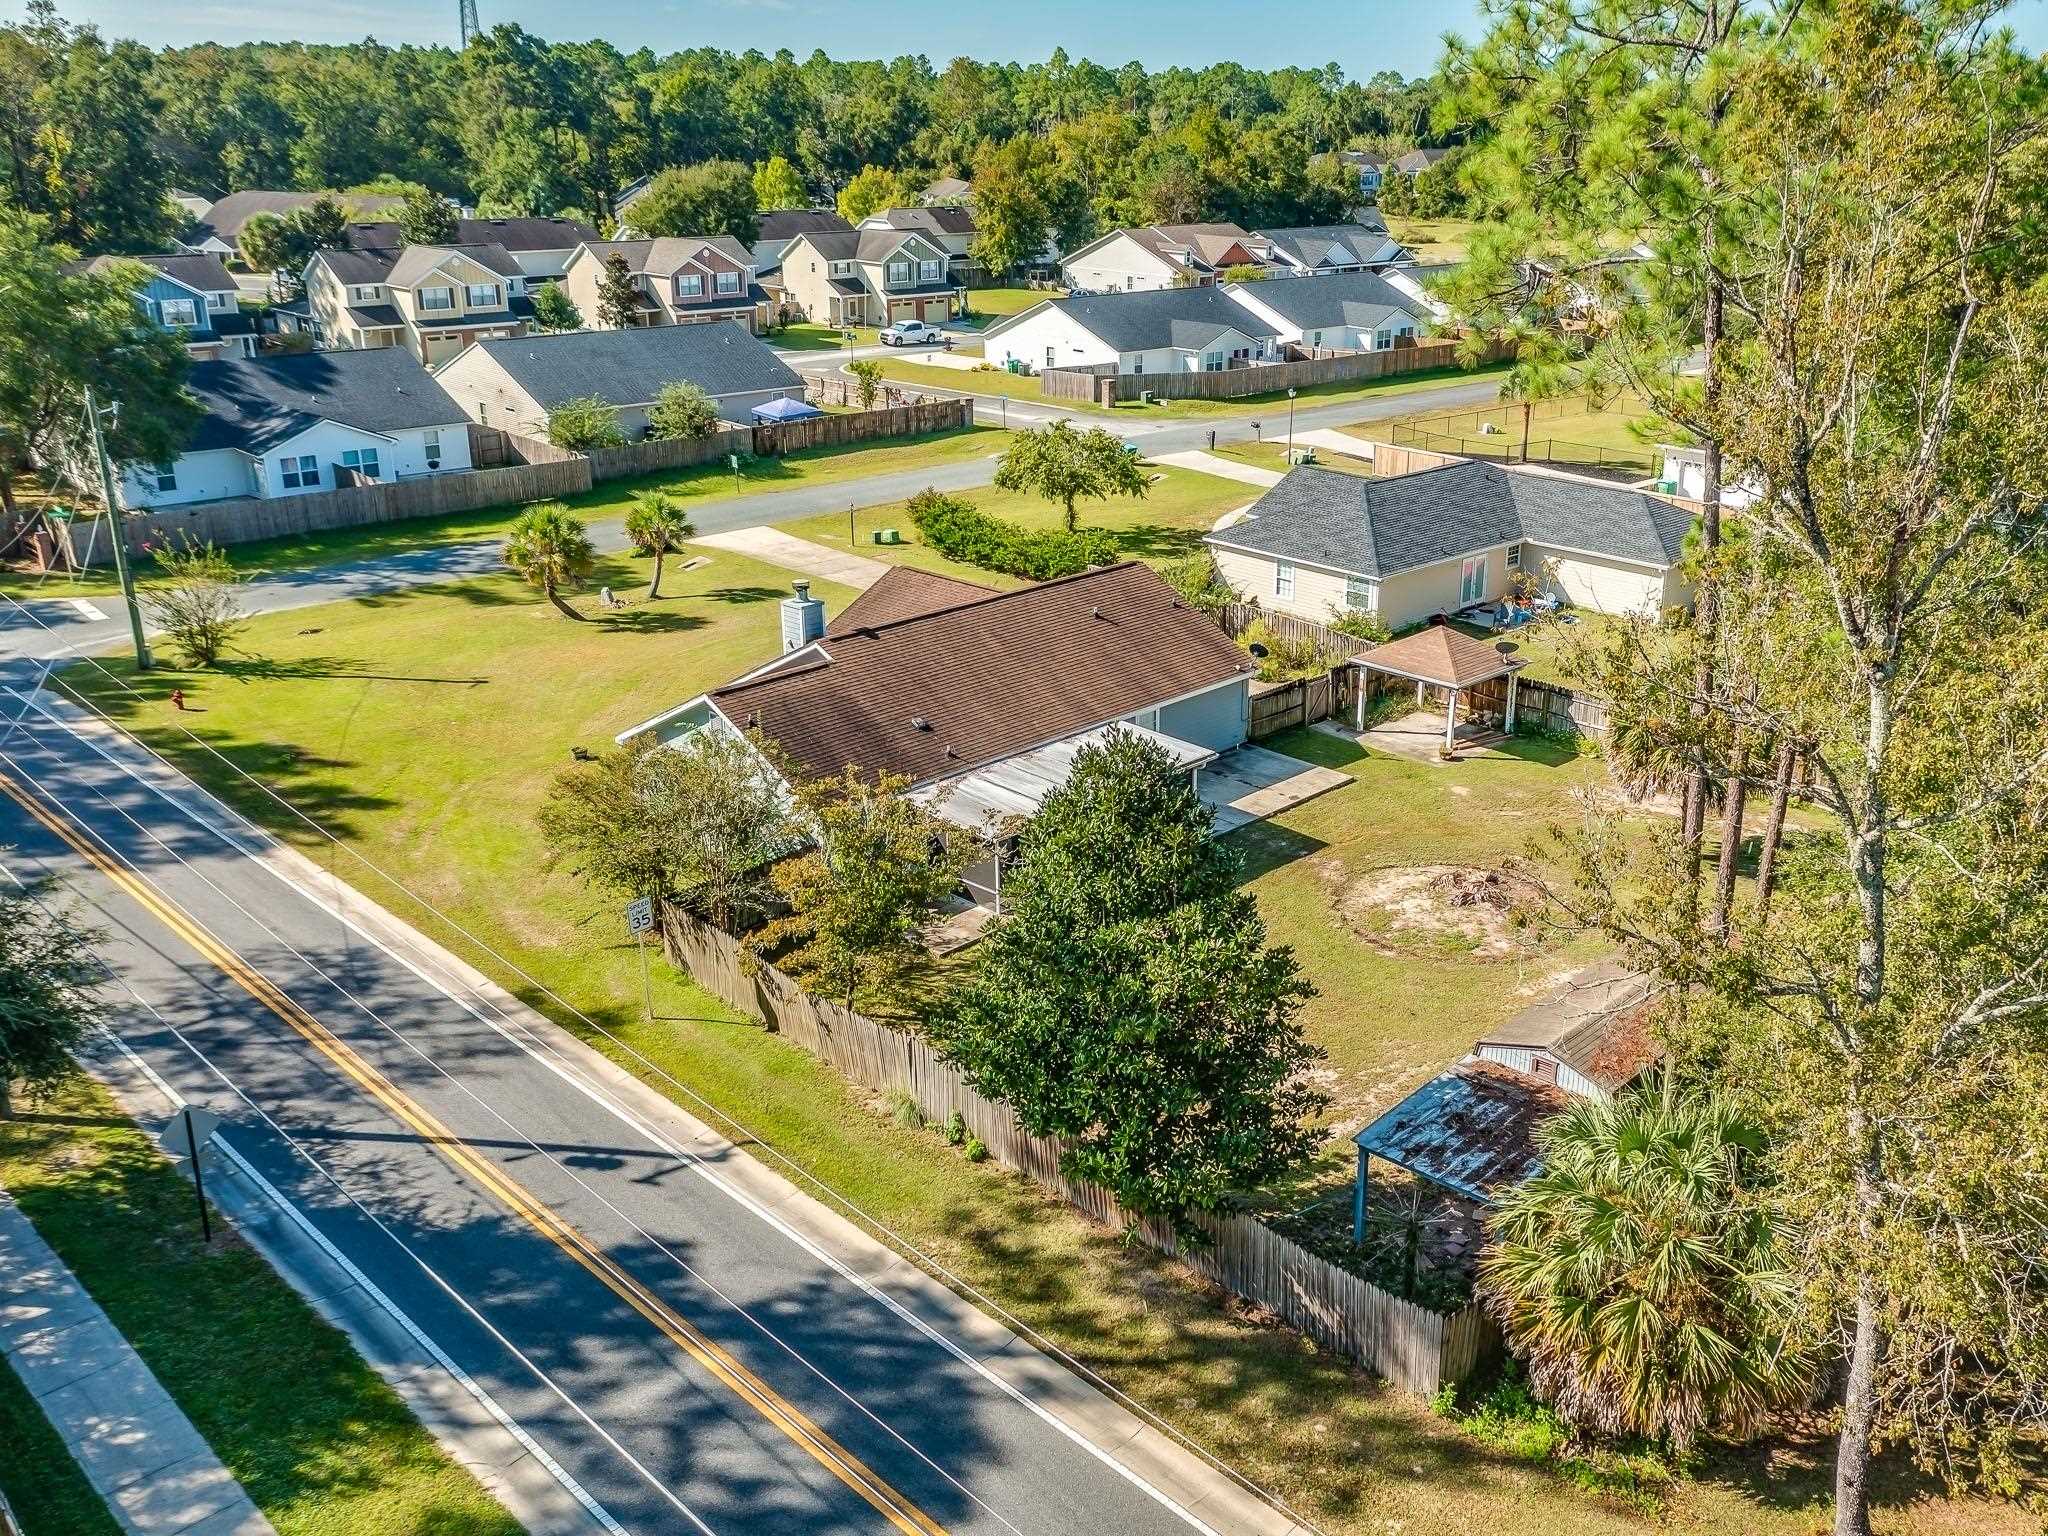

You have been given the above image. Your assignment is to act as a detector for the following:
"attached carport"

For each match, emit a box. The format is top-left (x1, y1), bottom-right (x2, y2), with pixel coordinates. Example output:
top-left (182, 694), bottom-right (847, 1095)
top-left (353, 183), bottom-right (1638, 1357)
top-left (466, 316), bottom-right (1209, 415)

top-left (1346, 623), bottom-right (1524, 752)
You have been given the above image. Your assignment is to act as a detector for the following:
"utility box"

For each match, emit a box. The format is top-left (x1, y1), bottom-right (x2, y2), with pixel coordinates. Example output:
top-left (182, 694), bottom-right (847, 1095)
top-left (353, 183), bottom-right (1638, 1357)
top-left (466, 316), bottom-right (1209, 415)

top-left (872, 528), bottom-right (902, 545)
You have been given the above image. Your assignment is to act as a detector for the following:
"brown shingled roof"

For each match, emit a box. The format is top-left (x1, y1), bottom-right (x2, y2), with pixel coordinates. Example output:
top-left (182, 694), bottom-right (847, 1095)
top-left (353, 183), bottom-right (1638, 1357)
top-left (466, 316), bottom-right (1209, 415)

top-left (1353, 623), bottom-right (1518, 689)
top-left (712, 562), bottom-right (1254, 787)
top-left (826, 566), bottom-right (996, 638)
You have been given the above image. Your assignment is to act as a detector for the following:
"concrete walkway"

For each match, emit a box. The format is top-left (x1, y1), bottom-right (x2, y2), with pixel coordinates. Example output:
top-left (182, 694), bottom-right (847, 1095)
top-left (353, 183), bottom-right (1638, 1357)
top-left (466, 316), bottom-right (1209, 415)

top-left (1293, 427), bottom-right (1381, 461)
top-left (0, 1189), bottom-right (274, 1536)
top-left (689, 526), bottom-right (890, 589)
top-left (1150, 449), bottom-right (1285, 488)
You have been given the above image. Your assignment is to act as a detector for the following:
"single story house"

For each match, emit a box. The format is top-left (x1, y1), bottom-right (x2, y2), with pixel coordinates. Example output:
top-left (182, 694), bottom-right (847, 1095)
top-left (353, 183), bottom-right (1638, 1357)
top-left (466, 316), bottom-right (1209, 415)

top-left (1255, 220), bottom-right (1411, 276)
top-left (1058, 223), bottom-right (1272, 293)
top-left (981, 285), bottom-right (1283, 377)
top-left (775, 226), bottom-right (961, 329)
top-left (117, 348), bottom-right (471, 510)
top-left (614, 562), bottom-right (1258, 910)
top-left (346, 216), bottom-right (597, 281)
top-left (72, 253), bottom-right (260, 359)
top-left (433, 320), bottom-right (804, 438)
top-left (180, 190), bottom-right (403, 261)
top-left (1222, 269), bottom-right (1426, 354)
top-left (1471, 959), bottom-right (1659, 1101)
top-left (1206, 460), bottom-right (1696, 631)
top-left (749, 209), bottom-right (854, 276)
top-left (559, 236), bottom-right (772, 333)
top-left (300, 243), bottom-right (529, 363)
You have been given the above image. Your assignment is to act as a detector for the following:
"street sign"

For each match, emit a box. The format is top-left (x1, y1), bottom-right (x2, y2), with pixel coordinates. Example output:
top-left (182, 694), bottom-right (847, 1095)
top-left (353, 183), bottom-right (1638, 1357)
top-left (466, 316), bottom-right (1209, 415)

top-left (625, 896), bottom-right (655, 935)
top-left (158, 1105), bottom-right (223, 1162)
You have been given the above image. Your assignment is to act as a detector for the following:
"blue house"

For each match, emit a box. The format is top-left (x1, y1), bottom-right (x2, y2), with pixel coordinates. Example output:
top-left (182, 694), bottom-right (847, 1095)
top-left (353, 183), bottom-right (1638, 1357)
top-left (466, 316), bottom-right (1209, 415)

top-left (74, 253), bottom-right (259, 360)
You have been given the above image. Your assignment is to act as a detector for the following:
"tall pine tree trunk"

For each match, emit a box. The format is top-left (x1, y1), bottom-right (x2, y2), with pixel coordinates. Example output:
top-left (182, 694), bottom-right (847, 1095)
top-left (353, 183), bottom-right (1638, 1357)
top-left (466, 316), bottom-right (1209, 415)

top-left (1711, 728), bottom-right (1750, 937)
top-left (1754, 739), bottom-right (1798, 919)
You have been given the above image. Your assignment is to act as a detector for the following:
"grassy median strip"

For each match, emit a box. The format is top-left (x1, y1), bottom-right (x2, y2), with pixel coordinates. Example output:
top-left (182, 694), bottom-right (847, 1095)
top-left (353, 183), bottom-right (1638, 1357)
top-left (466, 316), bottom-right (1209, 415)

top-left (0, 1073), bottom-right (522, 1536)
top-left (0, 1350), bottom-right (120, 1536)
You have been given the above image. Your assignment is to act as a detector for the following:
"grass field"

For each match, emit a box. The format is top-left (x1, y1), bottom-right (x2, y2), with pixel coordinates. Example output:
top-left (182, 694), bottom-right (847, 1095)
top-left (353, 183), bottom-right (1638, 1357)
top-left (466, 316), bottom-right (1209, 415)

top-left (1367, 392), bottom-right (1665, 475)
top-left (1385, 216), bottom-right (1485, 264)
top-left (0, 1074), bottom-right (518, 1536)
top-left (771, 321), bottom-right (882, 350)
top-left (2, 425), bottom-right (1009, 600)
top-left (49, 552), bottom-right (2024, 1536)
top-left (869, 356), bottom-right (1515, 421)
top-left (775, 462), bottom-right (1253, 587)
top-left (955, 287), bottom-right (1059, 327)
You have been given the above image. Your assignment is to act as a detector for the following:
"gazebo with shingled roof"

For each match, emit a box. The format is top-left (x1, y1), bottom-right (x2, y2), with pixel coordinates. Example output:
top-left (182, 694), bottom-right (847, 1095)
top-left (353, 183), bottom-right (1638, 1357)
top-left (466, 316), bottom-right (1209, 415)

top-left (1346, 622), bottom-right (1523, 751)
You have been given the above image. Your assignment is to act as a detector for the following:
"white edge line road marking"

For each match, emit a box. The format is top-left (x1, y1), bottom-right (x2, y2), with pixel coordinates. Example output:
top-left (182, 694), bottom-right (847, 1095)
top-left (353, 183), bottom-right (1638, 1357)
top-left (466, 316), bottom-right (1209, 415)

top-left (9, 682), bottom-right (1227, 1536)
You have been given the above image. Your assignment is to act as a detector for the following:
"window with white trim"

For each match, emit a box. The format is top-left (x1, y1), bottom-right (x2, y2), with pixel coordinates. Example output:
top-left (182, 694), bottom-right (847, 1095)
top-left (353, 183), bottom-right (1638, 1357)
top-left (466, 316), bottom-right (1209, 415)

top-left (340, 447), bottom-right (381, 480)
top-left (279, 454), bottom-right (319, 489)
top-left (423, 429), bottom-right (441, 465)
top-left (1505, 543), bottom-right (1521, 570)
top-left (1344, 574), bottom-right (1377, 612)
top-left (1373, 329), bottom-right (1393, 350)
top-left (676, 272), bottom-right (703, 297)
top-left (464, 283), bottom-right (499, 309)
top-left (1275, 560), bottom-right (1296, 600)
top-left (159, 297), bottom-right (198, 326)
top-left (419, 286), bottom-right (455, 312)
top-left (149, 463), bottom-right (177, 493)
top-left (886, 260), bottom-right (912, 285)
top-left (350, 284), bottom-right (381, 302)
top-left (715, 269), bottom-right (740, 294)
top-left (919, 258), bottom-right (942, 282)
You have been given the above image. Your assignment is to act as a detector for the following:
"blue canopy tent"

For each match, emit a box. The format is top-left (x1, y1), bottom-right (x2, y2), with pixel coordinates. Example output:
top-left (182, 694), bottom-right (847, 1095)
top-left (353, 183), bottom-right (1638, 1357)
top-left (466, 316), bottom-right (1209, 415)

top-left (751, 395), bottom-right (825, 422)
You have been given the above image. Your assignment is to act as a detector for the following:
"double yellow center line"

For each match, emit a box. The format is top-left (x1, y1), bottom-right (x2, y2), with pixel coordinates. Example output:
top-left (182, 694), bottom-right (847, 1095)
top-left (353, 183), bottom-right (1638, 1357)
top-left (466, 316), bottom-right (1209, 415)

top-left (0, 769), bottom-right (948, 1536)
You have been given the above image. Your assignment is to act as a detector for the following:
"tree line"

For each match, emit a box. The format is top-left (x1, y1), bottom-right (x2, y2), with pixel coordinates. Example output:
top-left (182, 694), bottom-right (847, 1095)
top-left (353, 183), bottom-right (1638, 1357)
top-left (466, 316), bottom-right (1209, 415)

top-left (0, 0), bottom-right (1459, 255)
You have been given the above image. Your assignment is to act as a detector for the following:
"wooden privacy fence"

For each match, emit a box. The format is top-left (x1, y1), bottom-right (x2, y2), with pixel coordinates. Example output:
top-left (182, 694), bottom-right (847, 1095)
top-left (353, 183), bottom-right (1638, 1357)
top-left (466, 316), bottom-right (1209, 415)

top-left (660, 905), bottom-right (1499, 1396)
top-left (1037, 365), bottom-right (1117, 404)
top-left (1248, 673), bottom-right (1345, 738)
top-left (585, 429), bottom-right (751, 482)
top-left (772, 394), bottom-right (971, 450)
top-left (1073, 337), bottom-right (1513, 406)
top-left (1216, 601), bottom-right (1375, 660)
top-left (1511, 676), bottom-right (1610, 736)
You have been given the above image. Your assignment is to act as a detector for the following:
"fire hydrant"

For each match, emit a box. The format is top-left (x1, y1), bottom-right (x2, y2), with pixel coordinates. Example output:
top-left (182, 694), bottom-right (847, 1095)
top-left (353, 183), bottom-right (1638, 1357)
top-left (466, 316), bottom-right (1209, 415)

top-left (169, 689), bottom-right (186, 711)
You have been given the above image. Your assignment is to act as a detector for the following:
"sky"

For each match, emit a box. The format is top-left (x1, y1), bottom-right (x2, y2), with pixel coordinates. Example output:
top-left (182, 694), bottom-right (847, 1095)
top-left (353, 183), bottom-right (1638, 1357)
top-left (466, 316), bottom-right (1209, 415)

top-left (36, 0), bottom-right (2048, 78)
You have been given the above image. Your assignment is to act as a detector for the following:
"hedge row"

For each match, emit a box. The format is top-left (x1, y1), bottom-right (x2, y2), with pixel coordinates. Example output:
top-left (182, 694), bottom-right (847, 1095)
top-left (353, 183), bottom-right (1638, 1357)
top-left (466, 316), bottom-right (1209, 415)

top-left (907, 489), bottom-right (1119, 580)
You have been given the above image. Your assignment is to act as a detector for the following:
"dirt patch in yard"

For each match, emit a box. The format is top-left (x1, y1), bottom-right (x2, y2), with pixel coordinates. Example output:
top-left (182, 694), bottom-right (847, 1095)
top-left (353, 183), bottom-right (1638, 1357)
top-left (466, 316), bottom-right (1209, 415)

top-left (1323, 861), bottom-right (1538, 959)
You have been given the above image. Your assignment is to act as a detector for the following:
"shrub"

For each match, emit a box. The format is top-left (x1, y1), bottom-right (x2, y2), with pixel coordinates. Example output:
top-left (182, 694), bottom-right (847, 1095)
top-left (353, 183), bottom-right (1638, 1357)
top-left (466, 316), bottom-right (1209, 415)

top-left (547, 395), bottom-right (625, 451)
top-left (907, 488), bottom-right (1117, 580)
top-left (963, 1136), bottom-right (988, 1163)
top-left (1326, 605), bottom-right (1391, 643)
top-left (1162, 552), bottom-right (1233, 615)
top-left (140, 538), bottom-right (247, 666)
top-left (944, 1111), bottom-right (966, 1146)
top-left (646, 381), bottom-right (719, 440)
top-left (887, 1090), bottom-right (925, 1131)
top-left (1240, 619), bottom-right (1341, 681)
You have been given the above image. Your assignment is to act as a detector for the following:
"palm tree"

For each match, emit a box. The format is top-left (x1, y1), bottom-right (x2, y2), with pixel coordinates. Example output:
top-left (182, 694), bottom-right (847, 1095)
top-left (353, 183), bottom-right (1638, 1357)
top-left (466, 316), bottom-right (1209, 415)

top-left (624, 492), bottom-right (695, 599)
top-left (1480, 1087), bottom-right (1815, 1450)
top-left (502, 502), bottom-right (596, 620)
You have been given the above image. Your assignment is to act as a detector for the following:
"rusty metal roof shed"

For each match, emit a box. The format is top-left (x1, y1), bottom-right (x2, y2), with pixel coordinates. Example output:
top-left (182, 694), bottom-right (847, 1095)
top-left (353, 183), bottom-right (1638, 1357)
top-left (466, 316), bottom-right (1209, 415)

top-left (1352, 1060), bottom-right (1568, 1205)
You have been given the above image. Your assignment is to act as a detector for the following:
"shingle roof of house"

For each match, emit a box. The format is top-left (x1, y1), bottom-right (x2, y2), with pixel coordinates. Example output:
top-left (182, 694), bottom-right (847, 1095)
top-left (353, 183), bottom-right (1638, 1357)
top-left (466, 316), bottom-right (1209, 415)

top-left (793, 227), bottom-right (946, 264)
top-left (921, 176), bottom-right (972, 202)
top-left (1256, 222), bottom-right (1400, 270)
top-left (825, 567), bottom-right (996, 638)
top-left (1228, 269), bottom-right (1421, 330)
top-left (1148, 223), bottom-right (1262, 264)
top-left (1354, 1061), bottom-right (1569, 1204)
top-left (183, 348), bottom-right (466, 455)
top-left (464, 321), bottom-right (802, 410)
top-left (708, 561), bottom-right (1254, 787)
top-left (869, 205), bottom-right (976, 238)
top-left (316, 242), bottom-right (522, 286)
top-left (194, 190), bottom-right (403, 245)
top-left (77, 252), bottom-right (239, 293)
top-left (576, 235), bottom-right (755, 276)
top-left (1209, 461), bottom-right (1695, 577)
top-left (995, 284), bottom-right (1281, 355)
top-left (347, 215), bottom-right (598, 252)
top-left (755, 209), bottom-right (853, 244)
top-left (1393, 148), bottom-right (1452, 173)
top-left (1475, 959), bottom-right (1660, 1095)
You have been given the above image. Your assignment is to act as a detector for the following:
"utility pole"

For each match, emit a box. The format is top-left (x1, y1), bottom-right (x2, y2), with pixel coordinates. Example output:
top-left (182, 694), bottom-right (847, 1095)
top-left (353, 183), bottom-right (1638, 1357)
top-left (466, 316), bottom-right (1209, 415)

top-left (1286, 387), bottom-right (1298, 463)
top-left (84, 386), bottom-right (150, 672)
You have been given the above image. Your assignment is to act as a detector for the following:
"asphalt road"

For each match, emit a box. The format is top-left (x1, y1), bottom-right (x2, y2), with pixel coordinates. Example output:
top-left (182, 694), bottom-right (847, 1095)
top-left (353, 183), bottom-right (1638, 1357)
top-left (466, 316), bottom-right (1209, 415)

top-left (0, 683), bottom-right (1239, 1535)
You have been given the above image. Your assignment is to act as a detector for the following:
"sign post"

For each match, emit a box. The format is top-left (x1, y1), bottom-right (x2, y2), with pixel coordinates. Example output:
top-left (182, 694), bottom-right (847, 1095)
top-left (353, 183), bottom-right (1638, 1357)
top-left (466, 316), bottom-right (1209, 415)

top-left (158, 1106), bottom-right (223, 1243)
top-left (625, 896), bottom-right (656, 1021)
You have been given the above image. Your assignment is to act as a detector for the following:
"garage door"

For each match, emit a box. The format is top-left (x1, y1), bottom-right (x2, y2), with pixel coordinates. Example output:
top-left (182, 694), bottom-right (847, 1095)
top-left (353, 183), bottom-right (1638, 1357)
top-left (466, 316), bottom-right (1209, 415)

top-left (890, 300), bottom-right (919, 324)
top-left (422, 332), bottom-right (464, 366)
top-left (917, 297), bottom-right (949, 323)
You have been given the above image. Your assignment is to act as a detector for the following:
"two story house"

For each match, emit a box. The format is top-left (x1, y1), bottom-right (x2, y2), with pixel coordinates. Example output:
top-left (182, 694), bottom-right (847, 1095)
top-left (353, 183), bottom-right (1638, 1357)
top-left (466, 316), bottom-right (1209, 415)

top-left (301, 243), bottom-right (528, 364)
top-left (775, 227), bottom-right (961, 329)
top-left (346, 215), bottom-right (598, 281)
top-left (557, 236), bottom-right (771, 333)
top-left (749, 210), bottom-right (854, 277)
top-left (1337, 150), bottom-right (1387, 199)
top-left (856, 206), bottom-right (981, 282)
top-left (117, 348), bottom-right (472, 510)
top-left (73, 253), bottom-right (260, 359)
top-left (1057, 223), bottom-right (1275, 293)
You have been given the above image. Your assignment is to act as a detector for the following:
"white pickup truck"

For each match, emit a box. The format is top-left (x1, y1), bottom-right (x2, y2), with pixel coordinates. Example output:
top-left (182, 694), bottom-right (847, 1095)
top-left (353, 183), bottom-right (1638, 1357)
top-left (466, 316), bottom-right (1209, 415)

top-left (878, 320), bottom-right (943, 346)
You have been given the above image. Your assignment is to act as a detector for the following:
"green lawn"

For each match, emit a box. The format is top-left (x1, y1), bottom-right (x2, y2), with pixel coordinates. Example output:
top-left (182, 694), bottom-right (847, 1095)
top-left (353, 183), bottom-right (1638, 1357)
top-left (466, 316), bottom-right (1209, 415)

top-left (0, 1352), bottom-right (120, 1536)
top-left (776, 463), bottom-right (1255, 588)
top-left (955, 287), bottom-right (1060, 327)
top-left (871, 355), bottom-right (1516, 422)
top-left (1367, 392), bottom-right (1664, 475)
top-left (770, 322), bottom-right (882, 350)
top-left (0, 1074), bottom-right (518, 1536)
top-left (51, 555), bottom-right (2020, 1536)
top-left (1385, 216), bottom-right (1485, 264)
top-left (1210, 439), bottom-right (1374, 479)
top-left (3, 426), bottom-right (1009, 600)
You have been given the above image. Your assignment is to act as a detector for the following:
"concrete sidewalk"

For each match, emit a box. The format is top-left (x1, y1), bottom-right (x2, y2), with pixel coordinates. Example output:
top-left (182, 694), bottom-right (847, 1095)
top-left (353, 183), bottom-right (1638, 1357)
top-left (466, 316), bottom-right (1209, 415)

top-left (1293, 427), bottom-right (1380, 461)
top-left (0, 1189), bottom-right (274, 1536)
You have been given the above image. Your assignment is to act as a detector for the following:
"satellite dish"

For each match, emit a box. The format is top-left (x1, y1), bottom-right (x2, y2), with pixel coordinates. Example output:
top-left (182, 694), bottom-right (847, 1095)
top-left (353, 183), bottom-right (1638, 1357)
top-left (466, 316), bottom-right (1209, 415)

top-left (1495, 640), bottom-right (1518, 657)
top-left (1248, 642), bottom-right (1271, 659)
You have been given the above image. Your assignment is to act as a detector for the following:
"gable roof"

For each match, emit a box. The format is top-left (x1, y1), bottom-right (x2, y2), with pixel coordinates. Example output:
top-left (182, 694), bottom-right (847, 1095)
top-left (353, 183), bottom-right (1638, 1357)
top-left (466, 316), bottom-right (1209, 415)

top-left (789, 227), bottom-right (945, 264)
top-left (1149, 223), bottom-right (1263, 265)
top-left (1475, 960), bottom-right (1660, 1095)
top-left (1393, 147), bottom-right (1452, 174)
top-left (315, 242), bottom-right (522, 287)
top-left (1256, 222), bottom-right (1402, 271)
top-left (1209, 461), bottom-right (1695, 577)
top-left (707, 562), bottom-right (1253, 787)
top-left (183, 348), bottom-right (466, 455)
top-left (347, 216), bottom-right (598, 253)
top-left (1227, 269), bottom-right (1421, 331)
top-left (922, 176), bottom-right (972, 201)
top-left (76, 252), bottom-right (239, 294)
top-left (459, 321), bottom-right (802, 410)
top-left (992, 284), bottom-right (1281, 355)
top-left (866, 205), bottom-right (976, 238)
top-left (755, 209), bottom-right (853, 245)
top-left (193, 190), bottom-right (404, 245)
top-left (575, 235), bottom-right (755, 276)
top-left (825, 566), bottom-right (996, 638)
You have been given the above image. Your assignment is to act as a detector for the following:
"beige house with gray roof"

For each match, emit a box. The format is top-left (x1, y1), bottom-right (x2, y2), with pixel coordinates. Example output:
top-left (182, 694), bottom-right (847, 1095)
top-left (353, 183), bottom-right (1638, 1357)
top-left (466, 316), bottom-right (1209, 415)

top-left (560, 236), bottom-right (772, 333)
top-left (775, 226), bottom-right (961, 329)
top-left (302, 243), bottom-right (529, 364)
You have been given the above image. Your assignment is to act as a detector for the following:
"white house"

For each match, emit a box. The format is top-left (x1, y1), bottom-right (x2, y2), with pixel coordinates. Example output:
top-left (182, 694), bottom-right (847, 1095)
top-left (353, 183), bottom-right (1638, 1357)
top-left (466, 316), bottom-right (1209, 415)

top-left (1254, 220), bottom-right (1412, 276)
top-left (1658, 444), bottom-right (1761, 509)
top-left (1058, 223), bottom-right (1272, 293)
top-left (118, 349), bottom-right (472, 510)
top-left (980, 285), bottom-right (1283, 376)
top-left (1222, 269), bottom-right (1426, 353)
top-left (1206, 459), bottom-right (1696, 632)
